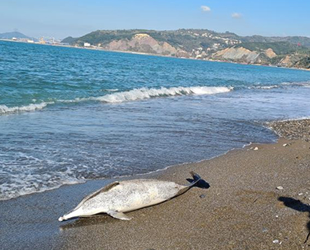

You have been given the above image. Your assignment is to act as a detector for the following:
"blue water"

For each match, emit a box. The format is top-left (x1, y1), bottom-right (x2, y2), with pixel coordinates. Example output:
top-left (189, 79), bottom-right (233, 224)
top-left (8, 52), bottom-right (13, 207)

top-left (1, 40), bottom-right (310, 200)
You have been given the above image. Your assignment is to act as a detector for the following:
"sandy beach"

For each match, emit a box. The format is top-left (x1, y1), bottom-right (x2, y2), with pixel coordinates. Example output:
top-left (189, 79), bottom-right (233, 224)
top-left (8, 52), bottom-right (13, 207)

top-left (1, 119), bottom-right (310, 249)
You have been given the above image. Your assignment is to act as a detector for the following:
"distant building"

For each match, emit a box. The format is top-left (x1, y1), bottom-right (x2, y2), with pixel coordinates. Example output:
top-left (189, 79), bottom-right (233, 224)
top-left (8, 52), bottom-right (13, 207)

top-left (39, 37), bottom-right (46, 44)
top-left (84, 42), bottom-right (91, 47)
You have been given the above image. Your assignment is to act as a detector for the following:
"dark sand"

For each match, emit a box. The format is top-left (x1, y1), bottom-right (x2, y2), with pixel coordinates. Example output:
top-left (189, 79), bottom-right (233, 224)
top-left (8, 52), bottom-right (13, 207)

top-left (1, 120), bottom-right (310, 249)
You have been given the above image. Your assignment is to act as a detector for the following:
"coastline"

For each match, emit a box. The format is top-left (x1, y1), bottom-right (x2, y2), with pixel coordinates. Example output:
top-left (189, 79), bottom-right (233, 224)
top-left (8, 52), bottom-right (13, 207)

top-left (1, 119), bottom-right (310, 249)
top-left (1, 39), bottom-right (309, 72)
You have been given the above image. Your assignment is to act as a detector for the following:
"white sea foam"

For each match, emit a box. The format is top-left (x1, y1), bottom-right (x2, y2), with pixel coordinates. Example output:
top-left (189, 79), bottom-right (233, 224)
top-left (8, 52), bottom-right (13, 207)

top-left (0, 102), bottom-right (53, 114)
top-left (0, 86), bottom-right (233, 115)
top-left (281, 81), bottom-right (310, 87)
top-left (252, 85), bottom-right (279, 89)
top-left (2, 82), bottom-right (310, 115)
top-left (0, 176), bottom-right (84, 201)
top-left (92, 86), bottom-right (233, 103)
top-left (250, 81), bottom-right (310, 90)
top-left (0, 164), bottom-right (85, 201)
top-left (104, 88), bottom-right (119, 92)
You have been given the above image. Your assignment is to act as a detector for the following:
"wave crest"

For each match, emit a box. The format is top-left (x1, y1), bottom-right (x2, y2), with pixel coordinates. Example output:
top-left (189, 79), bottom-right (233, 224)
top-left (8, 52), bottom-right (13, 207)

top-left (0, 86), bottom-right (232, 114)
top-left (93, 86), bottom-right (233, 103)
top-left (0, 102), bottom-right (53, 114)
top-left (250, 81), bottom-right (310, 90)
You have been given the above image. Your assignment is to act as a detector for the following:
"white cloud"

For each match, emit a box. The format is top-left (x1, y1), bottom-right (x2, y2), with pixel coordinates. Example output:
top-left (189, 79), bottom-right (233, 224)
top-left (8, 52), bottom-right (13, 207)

top-left (231, 13), bottom-right (242, 19)
top-left (201, 6), bottom-right (211, 12)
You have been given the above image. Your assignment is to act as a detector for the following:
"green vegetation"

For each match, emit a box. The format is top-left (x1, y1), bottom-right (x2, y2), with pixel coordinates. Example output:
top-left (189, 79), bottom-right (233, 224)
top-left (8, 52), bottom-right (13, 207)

top-left (236, 42), bottom-right (310, 55)
top-left (61, 29), bottom-right (310, 69)
top-left (293, 56), bottom-right (310, 69)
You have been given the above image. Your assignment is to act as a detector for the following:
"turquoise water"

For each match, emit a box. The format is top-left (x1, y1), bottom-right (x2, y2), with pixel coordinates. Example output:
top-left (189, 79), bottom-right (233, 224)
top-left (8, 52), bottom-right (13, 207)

top-left (1, 40), bottom-right (310, 200)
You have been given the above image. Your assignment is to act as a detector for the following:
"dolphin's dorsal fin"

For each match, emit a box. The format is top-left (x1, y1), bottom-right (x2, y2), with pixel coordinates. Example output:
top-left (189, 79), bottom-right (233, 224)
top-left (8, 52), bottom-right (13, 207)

top-left (107, 210), bottom-right (132, 220)
top-left (74, 181), bottom-right (120, 210)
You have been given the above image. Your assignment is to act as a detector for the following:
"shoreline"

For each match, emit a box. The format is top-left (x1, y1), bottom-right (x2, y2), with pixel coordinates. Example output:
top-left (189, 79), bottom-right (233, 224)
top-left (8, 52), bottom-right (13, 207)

top-left (0, 135), bottom-right (253, 202)
top-left (1, 39), bottom-right (310, 72)
top-left (1, 119), bottom-right (310, 249)
top-left (0, 116), bottom-right (303, 203)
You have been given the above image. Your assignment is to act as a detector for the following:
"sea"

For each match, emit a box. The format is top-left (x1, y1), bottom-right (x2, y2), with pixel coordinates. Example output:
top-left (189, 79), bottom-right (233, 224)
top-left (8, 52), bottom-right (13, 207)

top-left (1, 40), bottom-right (310, 200)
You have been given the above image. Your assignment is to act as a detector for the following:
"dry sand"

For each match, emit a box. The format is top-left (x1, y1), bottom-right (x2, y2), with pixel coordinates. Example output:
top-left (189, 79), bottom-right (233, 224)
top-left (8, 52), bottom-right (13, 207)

top-left (1, 120), bottom-right (310, 250)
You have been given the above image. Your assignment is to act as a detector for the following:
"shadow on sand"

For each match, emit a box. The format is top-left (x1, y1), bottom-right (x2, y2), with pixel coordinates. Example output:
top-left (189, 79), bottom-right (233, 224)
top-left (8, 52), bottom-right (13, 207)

top-left (278, 196), bottom-right (310, 244)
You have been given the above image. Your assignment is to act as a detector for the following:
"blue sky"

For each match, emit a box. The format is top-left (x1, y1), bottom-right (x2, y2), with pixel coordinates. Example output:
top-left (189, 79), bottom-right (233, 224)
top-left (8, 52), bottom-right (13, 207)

top-left (1, 0), bottom-right (309, 39)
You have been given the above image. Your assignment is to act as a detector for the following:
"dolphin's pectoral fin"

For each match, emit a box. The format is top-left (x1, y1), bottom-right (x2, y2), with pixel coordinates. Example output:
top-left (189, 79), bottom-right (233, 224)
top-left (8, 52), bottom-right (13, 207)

top-left (107, 210), bottom-right (132, 220)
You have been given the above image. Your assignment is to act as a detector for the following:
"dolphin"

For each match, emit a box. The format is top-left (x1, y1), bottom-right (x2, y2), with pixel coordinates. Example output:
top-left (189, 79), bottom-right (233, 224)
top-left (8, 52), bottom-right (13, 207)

top-left (58, 172), bottom-right (208, 221)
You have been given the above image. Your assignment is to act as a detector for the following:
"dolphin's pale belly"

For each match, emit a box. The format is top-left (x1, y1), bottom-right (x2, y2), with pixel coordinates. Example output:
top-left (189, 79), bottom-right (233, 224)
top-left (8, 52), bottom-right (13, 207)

top-left (82, 180), bottom-right (184, 214)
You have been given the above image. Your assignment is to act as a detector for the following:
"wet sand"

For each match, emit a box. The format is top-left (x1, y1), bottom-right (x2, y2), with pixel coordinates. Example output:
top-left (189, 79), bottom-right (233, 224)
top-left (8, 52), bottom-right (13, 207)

top-left (1, 120), bottom-right (310, 249)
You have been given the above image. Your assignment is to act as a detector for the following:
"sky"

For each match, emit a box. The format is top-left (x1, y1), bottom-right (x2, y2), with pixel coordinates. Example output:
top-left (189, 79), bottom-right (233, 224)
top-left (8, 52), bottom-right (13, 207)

top-left (1, 0), bottom-right (310, 39)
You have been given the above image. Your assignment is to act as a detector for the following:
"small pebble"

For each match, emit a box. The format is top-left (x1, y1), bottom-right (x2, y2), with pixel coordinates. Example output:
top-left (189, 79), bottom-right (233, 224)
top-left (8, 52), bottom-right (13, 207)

top-left (275, 215), bottom-right (279, 218)
top-left (253, 147), bottom-right (259, 151)
top-left (199, 194), bottom-right (206, 199)
top-left (283, 143), bottom-right (288, 147)
top-left (276, 186), bottom-right (284, 190)
top-left (273, 239), bottom-right (280, 244)
top-left (298, 193), bottom-right (303, 196)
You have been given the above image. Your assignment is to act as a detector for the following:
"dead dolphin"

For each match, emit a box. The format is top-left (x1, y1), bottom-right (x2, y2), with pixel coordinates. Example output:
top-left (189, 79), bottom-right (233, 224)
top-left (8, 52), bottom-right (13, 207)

top-left (59, 172), bottom-right (207, 221)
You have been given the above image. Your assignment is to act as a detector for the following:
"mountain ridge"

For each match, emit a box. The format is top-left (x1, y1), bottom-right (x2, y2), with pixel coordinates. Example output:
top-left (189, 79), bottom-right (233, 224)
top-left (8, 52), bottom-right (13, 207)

top-left (0, 31), bottom-right (32, 39)
top-left (62, 29), bottom-right (310, 69)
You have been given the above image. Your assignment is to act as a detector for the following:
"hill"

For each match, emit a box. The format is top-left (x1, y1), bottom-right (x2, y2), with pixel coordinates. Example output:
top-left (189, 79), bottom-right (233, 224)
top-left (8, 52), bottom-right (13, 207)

top-left (0, 31), bottom-right (32, 39)
top-left (62, 29), bottom-right (310, 69)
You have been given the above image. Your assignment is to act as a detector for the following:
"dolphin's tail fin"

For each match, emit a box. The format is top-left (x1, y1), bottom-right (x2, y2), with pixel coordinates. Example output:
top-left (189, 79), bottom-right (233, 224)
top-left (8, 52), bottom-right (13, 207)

top-left (187, 171), bottom-right (210, 189)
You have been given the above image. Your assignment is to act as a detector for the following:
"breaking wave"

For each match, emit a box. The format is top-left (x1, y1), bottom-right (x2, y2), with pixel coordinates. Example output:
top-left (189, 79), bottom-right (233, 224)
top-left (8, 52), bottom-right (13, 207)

top-left (92, 86), bottom-right (233, 103)
top-left (248, 81), bottom-right (310, 90)
top-left (251, 85), bottom-right (279, 89)
top-left (0, 102), bottom-right (54, 115)
top-left (2, 82), bottom-right (310, 115)
top-left (0, 86), bottom-right (233, 114)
